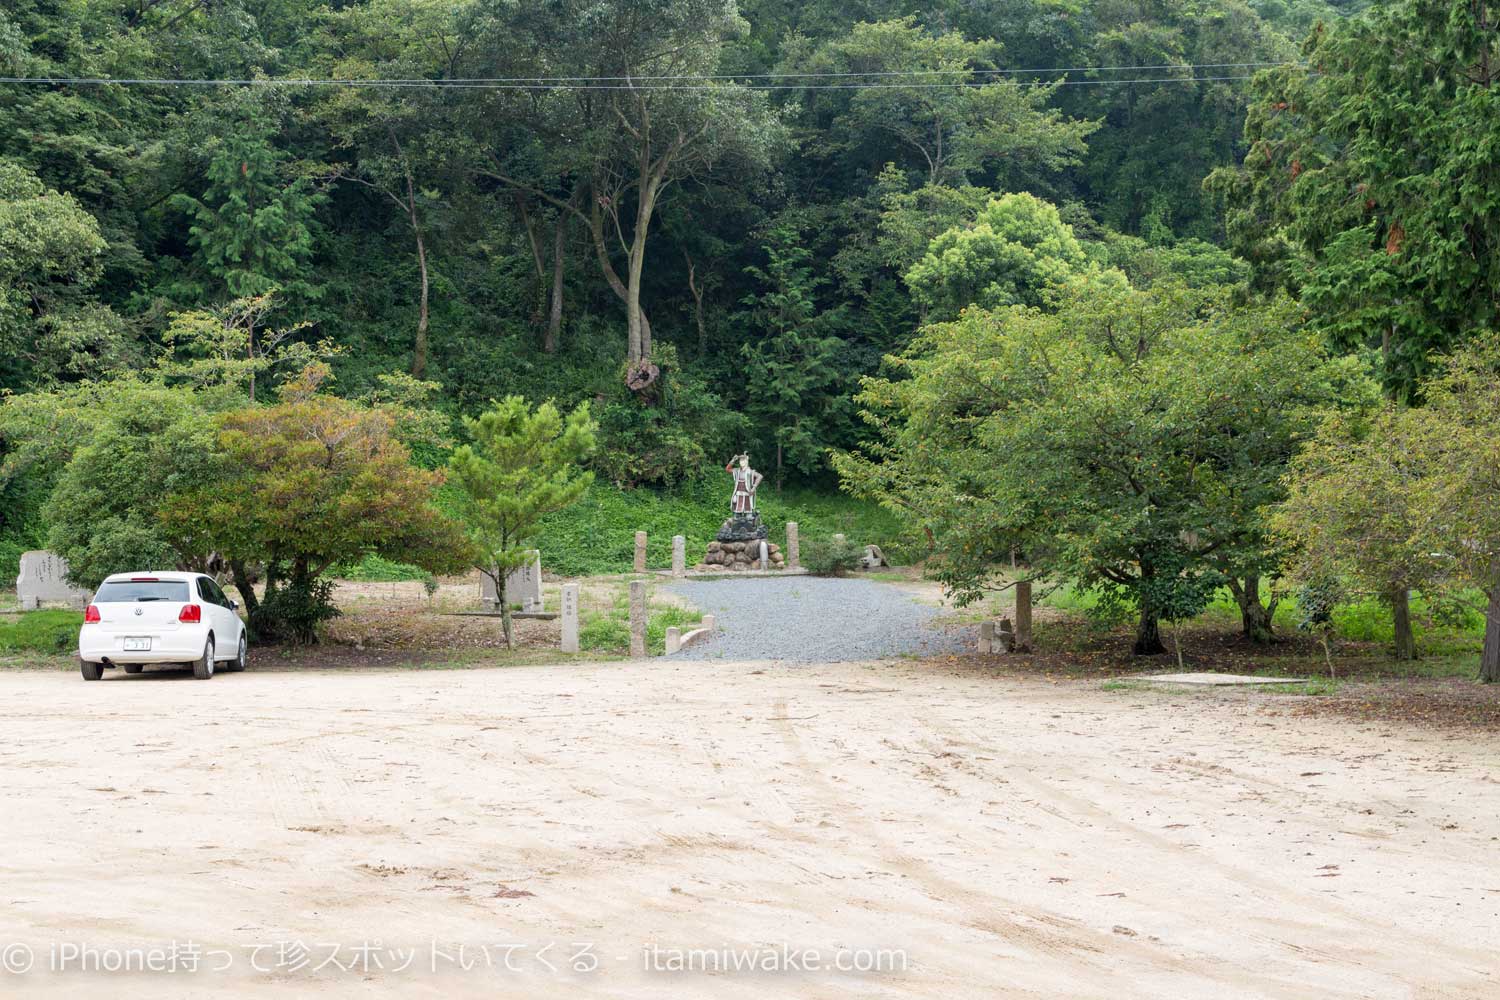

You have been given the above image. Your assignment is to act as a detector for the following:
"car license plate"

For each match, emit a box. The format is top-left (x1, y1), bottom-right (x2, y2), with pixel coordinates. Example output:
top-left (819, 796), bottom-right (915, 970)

top-left (123, 637), bottom-right (151, 651)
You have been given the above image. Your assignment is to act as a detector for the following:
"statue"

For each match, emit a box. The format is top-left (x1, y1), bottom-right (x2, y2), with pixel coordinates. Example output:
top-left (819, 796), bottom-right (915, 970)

top-left (725, 453), bottom-right (763, 513)
top-left (716, 453), bottom-right (769, 541)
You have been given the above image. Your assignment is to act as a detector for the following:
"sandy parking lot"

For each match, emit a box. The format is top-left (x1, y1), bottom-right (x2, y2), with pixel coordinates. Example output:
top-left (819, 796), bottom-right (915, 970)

top-left (0, 659), bottom-right (1496, 999)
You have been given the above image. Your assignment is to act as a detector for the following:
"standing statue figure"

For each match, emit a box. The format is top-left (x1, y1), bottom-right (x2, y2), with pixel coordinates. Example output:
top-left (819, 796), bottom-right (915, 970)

top-left (716, 453), bottom-right (769, 542)
top-left (725, 453), bottom-right (763, 514)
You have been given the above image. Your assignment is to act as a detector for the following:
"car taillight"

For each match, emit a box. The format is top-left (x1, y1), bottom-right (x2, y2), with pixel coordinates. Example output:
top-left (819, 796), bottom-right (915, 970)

top-left (84, 605), bottom-right (100, 624)
top-left (178, 604), bottom-right (202, 623)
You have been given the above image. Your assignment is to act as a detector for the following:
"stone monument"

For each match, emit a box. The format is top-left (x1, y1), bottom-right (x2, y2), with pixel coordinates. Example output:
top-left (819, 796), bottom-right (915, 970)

top-left (15, 551), bottom-right (90, 610)
top-left (481, 551), bottom-right (543, 613)
top-left (560, 583), bottom-right (580, 653)
top-left (699, 454), bottom-right (785, 571)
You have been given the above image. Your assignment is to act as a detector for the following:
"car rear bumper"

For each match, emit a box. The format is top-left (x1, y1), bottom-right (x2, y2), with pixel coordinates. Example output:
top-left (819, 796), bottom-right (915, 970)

top-left (78, 624), bottom-right (210, 664)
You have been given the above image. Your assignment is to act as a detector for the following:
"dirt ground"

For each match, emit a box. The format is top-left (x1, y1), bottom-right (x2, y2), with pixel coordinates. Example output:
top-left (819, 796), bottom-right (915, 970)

top-left (1, 659), bottom-right (1497, 999)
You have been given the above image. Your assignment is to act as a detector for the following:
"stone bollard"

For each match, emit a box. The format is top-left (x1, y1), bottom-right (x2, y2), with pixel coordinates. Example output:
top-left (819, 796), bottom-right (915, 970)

top-left (665, 626), bottom-right (681, 655)
top-left (702, 614), bottom-right (716, 632)
top-left (785, 522), bottom-right (800, 569)
top-left (979, 621), bottom-right (995, 654)
top-left (634, 531), bottom-right (648, 573)
top-left (629, 580), bottom-right (646, 657)
top-left (1014, 580), bottom-right (1033, 653)
top-left (672, 535), bottom-right (685, 577)
top-left (997, 617), bottom-right (1016, 653)
top-left (560, 583), bottom-right (580, 653)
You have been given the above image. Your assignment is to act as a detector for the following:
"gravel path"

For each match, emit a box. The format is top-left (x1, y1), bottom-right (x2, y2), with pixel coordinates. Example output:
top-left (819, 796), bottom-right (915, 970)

top-left (663, 576), bottom-right (967, 662)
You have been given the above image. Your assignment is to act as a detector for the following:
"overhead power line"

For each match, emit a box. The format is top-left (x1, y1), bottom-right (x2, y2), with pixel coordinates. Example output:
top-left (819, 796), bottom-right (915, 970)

top-left (0, 72), bottom-right (1283, 91)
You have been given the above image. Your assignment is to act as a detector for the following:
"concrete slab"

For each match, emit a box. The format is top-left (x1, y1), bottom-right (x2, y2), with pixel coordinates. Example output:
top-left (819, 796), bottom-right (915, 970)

top-left (1140, 672), bottom-right (1306, 686)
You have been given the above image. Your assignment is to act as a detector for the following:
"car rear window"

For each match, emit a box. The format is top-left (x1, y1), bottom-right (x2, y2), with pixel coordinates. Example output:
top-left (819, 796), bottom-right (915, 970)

top-left (94, 580), bottom-right (191, 603)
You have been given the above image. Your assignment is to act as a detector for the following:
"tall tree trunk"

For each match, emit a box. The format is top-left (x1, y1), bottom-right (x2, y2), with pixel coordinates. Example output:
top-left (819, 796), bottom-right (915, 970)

top-left (685, 250), bottom-right (707, 356)
top-left (1134, 605), bottom-right (1165, 655)
top-left (411, 228), bottom-right (430, 377)
top-left (1227, 575), bottom-right (1275, 644)
top-left (498, 570), bottom-right (514, 651)
top-left (589, 194), bottom-right (652, 359)
top-left (1481, 585), bottom-right (1499, 684)
top-left (1391, 588), bottom-right (1416, 660)
top-left (544, 217), bottom-right (565, 354)
top-left (229, 558), bottom-right (259, 628)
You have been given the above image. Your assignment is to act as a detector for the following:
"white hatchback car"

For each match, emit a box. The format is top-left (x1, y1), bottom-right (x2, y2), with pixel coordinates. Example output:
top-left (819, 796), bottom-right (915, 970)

top-left (78, 572), bottom-right (248, 681)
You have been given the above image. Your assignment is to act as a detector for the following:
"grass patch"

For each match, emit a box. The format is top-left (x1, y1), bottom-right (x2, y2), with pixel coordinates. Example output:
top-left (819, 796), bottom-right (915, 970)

top-left (0, 609), bottom-right (83, 655)
top-left (332, 554), bottom-right (434, 584)
top-left (577, 583), bottom-right (703, 655)
top-left (535, 478), bottom-right (909, 576)
top-left (1260, 677), bottom-right (1340, 696)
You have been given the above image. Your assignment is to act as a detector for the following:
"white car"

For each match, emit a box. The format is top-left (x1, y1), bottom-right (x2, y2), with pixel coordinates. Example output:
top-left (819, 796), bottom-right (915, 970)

top-left (78, 572), bottom-right (248, 681)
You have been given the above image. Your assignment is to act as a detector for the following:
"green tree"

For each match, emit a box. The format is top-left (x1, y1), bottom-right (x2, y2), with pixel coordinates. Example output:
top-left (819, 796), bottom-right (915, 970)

top-left (461, 0), bottom-right (784, 362)
top-left (163, 364), bottom-right (469, 644)
top-left (0, 160), bottom-right (130, 389)
top-left (1210, 0), bottom-right (1500, 397)
top-left (170, 111), bottom-right (322, 400)
top-left (837, 273), bottom-right (1353, 652)
top-left (739, 226), bottom-right (847, 489)
top-left (785, 17), bottom-right (1096, 190)
top-left (1277, 338), bottom-right (1500, 679)
top-left (43, 385), bottom-right (222, 589)
top-left (904, 192), bottom-right (1089, 319)
top-left (448, 395), bottom-right (598, 647)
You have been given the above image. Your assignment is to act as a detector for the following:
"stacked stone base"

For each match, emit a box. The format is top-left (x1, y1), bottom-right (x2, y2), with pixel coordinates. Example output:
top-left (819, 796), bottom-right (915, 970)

top-left (699, 539), bottom-right (785, 571)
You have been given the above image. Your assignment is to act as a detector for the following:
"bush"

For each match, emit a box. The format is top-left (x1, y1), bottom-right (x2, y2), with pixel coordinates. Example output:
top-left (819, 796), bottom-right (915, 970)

top-left (801, 535), bottom-right (862, 577)
top-left (0, 609), bottom-right (83, 654)
top-left (593, 343), bottom-right (747, 488)
top-left (252, 577), bottom-right (340, 646)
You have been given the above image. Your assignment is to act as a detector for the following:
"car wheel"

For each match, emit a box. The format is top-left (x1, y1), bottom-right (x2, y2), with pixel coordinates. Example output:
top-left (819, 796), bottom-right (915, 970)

top-left (193, 637), bottom-right (215, 680)
top-left (230, 633), bottom-right (248, 672)
top-left (79, 658), bottom-right (103, 682)
top-left (124, 664), bottom-right (143, 674)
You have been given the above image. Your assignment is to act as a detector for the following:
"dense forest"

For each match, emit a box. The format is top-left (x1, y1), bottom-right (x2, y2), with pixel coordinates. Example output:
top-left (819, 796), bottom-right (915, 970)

top-left (3, 0), bottom-right (1499, 674)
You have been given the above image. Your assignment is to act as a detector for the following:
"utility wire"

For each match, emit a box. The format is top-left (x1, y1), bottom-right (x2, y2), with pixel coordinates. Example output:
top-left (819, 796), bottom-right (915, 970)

top-left (0, 72), bottom-right (1283, 91)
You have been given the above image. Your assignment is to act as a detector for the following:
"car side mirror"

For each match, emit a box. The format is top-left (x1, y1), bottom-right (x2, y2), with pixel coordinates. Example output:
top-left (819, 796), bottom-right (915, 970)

top-left (228, 599), bottom-right (239, 611)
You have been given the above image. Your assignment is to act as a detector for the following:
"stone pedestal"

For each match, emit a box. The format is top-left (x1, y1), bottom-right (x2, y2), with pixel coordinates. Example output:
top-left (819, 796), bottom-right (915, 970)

top-left (699, 539), bottom-right (784, 571)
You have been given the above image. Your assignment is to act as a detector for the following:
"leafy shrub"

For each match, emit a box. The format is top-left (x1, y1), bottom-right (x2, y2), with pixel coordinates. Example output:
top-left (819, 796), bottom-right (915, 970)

top-left (0, 539), bottom-right (24, 587)
top-left (0, 609), bottom-right (83, 654)
top-left (593, 343), bottom-right (747, 488)
top-left (252, 577), bottom-right (340, 646)
top-left (802, 536), bottom-right (862, 577)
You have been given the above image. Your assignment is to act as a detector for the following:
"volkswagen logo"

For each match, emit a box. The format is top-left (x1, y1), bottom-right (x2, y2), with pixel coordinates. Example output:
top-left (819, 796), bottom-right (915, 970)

top-left (134, 607), bottom-right (143, 616)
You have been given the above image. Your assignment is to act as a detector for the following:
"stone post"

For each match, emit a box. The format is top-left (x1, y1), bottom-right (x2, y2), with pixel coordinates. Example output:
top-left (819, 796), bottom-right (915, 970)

top-left (1014, 580), bottom-right (1033, 653)
top-left (634, 531), bottom-right (648, 573)
top-left (785, 522), bottom-right (800, 569)
top-left (672, 535), bottom-right (685, 577)
top-left (702, 614), bottom-right (716, 632)
top-left (978, 621), bottom-right (995, 654)
top-left (665, 626), bottom-right (681, 655)
top-left (560, 583), bottom-right (580, 653)
top-left (629, 580), bottom-right (646, 657)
